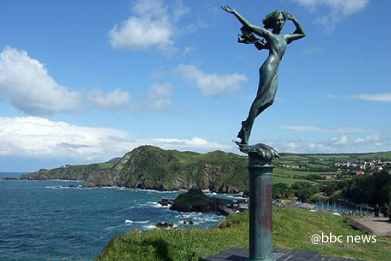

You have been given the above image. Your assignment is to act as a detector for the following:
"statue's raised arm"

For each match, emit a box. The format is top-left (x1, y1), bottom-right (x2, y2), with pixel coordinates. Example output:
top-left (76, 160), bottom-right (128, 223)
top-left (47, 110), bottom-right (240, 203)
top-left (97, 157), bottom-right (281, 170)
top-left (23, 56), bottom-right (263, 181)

top-left (283, 11), bottom-right (306, 44)
top-left (221, 6), bottom-right (270, 39)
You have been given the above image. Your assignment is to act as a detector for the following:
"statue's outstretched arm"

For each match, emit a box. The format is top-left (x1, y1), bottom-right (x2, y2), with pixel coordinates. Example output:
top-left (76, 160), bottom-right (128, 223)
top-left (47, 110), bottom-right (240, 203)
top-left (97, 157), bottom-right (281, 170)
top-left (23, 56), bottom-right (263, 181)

top-left (283, 12), bottom-right (306, 44)
top-left (222, 6), bottom-right (269, 39)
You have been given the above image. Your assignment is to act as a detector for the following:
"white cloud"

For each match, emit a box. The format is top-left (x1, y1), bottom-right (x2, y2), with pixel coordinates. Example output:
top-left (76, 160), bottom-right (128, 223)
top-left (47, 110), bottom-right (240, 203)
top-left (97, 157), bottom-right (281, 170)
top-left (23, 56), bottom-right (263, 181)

top-left (176, 64), bottom-right (248, 96)
top-left (353, 135), bottom-right (382, 146)
top-left (108, 0), bottom-right (189, 51)
top-left (0, 116), bottom-right (134, 160)
top-left (301, 46), bottom-right (322, 55)
top-left (289, 0), bottom-right (368, 14)
top-left (0, 116), bottom-right (230, 162)
top-left (331, 135), bottom-right (348, 145)
top-left (285, 142), bottom-right (300, 152)
top-left (353, 93), bottom-right (391, 102)
top-left (183, 47), bottom-right (195, 55)
top-left (109, 15), bottom-right (173, 51)
top-left (0, 47), bottom-right (81, 115)
top-left (268, 132), bottom-right (388, 153)
top-left (132, 0), bottom-right (168, 17)
top-left (281, 125), bottom-right (323, 132)
top-left (328, 92), bottom-right (391, 102)
top-left (325, 94), bottom-right (343, 99)
top-left (287, 0), bottom-right (369, 29)
top-left (88, 88), bottom-right (130, 110)
top-left (141, 84), bottom-right (172, 110)
top-left (171, 0), bottom-right (189, 21)
top-left (310, 142), bottom-right (332, 153)
top-left (280, 136), bottom-right (349, 153)
top-left (142, 137), bottom-right (231, 152)
top-left (280, 125), bottom-right (365, 133)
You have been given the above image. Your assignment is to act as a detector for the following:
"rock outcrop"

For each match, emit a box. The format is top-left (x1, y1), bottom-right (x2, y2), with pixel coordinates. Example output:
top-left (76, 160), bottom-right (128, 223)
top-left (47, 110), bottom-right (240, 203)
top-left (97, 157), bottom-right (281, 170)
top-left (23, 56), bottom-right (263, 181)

top-left (169, 188), bottom-right (232, 215)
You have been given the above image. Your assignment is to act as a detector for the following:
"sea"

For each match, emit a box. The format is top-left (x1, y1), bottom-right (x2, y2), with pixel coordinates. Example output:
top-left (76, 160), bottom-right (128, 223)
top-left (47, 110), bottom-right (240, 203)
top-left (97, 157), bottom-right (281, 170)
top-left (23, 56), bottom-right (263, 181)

top-left (0, 173), bottom-right (226, 261)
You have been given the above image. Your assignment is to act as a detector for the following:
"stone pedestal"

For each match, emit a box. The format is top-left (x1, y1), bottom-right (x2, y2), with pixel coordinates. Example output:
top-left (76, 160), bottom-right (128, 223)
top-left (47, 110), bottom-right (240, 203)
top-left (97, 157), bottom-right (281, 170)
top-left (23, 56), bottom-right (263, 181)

top-left (248, 155), bottom-right (273, 260)
top-left (238, 143), bottom-right (279, 261)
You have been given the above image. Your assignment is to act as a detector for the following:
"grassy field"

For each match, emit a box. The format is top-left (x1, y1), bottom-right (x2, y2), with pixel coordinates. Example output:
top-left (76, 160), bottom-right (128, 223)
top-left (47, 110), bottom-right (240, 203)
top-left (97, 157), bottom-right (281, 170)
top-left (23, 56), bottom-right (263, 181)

top-left (96, 207), bottom-right (391, 261)
top-left (271, 167), bottom-right (321, 185)
top-left (95, 162), bottom-right (116, 169)
top-left (272, 176), bottom-right (315, 186)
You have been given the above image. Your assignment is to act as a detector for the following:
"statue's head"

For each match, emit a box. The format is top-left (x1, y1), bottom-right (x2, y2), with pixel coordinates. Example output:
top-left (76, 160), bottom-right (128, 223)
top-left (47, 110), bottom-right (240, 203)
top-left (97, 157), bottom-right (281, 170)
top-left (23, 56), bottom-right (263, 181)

top-left (262, 10), bottom-right (286, 32)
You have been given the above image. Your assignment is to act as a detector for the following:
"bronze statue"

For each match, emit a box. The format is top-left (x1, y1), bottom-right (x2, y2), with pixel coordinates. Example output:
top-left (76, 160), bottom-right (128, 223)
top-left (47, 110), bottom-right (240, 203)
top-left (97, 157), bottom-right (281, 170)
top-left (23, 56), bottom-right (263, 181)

top-left (222, 6), bottom-right (306, 145)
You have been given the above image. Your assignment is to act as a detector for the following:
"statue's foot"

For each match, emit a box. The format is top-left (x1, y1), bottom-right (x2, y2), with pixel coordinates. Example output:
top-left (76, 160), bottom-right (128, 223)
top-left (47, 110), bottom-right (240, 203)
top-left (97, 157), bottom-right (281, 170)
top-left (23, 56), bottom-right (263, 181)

top-left (237, 128), bottom-right (245, 144)
top-left (237, 121), bottom-right (249, 145)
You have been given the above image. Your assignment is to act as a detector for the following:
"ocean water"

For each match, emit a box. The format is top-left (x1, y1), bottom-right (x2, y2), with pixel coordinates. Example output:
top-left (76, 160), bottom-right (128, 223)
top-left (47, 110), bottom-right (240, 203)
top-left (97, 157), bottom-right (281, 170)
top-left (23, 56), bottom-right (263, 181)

top-left (0, 177), bottom-right (225, 261)
top-left (314, 203), bottom-right (372, 215)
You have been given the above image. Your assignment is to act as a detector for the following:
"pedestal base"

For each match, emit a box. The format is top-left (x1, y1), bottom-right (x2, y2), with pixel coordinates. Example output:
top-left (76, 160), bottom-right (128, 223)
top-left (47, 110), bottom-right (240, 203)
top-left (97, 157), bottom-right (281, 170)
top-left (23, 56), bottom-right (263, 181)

top-left (234, 142), bottom-right (280, 160)
top-left (202, 248), bottom-right (363, 261)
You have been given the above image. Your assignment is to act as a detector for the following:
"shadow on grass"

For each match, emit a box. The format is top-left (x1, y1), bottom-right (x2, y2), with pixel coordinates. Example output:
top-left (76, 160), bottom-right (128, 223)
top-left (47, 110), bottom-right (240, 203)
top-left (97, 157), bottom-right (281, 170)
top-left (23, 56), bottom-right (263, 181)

top-left (142, 239), bottom-right (173, 261)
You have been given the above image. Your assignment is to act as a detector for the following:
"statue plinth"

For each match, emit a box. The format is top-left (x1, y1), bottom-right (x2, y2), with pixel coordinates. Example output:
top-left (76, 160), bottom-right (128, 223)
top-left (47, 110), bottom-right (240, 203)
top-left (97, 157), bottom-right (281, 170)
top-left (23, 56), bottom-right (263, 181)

top-left (237, 143), bottom-right (279, 261)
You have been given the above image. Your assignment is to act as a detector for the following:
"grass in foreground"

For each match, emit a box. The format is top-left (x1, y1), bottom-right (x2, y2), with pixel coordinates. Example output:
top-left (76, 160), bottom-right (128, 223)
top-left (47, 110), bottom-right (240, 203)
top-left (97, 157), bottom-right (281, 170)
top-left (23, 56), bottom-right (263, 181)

top-left (96, 207), bottom-right (391, 261)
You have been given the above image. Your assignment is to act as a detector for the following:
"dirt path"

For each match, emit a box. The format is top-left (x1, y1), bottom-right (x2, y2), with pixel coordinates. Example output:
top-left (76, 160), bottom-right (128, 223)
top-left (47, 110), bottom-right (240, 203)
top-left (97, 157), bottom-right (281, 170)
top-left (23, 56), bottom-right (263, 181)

top-left (345, 217), bottom-right (391, 236)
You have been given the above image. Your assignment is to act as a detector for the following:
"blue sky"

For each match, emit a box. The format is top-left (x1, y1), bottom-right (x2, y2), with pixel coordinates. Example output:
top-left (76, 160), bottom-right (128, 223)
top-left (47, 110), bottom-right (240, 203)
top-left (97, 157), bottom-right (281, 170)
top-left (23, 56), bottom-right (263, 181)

top-left (0, 0), bottom-right (390, 172)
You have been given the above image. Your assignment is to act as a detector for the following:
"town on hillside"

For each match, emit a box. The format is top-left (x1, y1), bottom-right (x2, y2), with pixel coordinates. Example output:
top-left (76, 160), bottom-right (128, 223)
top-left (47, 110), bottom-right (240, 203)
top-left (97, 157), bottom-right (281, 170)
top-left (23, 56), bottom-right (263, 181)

top-left (335, 159), bottom-right (391, 174)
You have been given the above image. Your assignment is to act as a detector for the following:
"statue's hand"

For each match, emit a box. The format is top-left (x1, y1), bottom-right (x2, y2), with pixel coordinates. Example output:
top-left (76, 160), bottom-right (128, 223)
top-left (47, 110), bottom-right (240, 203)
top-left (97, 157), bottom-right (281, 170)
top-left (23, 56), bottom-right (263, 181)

top-left (221, 5), bottom-right (236, 14)
top-left (283, 11), bottom-right (296, 20)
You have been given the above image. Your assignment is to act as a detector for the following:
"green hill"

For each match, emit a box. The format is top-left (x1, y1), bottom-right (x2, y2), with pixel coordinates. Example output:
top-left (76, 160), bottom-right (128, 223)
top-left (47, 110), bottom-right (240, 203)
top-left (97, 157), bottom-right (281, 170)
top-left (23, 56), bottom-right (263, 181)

top-left (97, 206), bottom-right (391, 261)
top-left (20, 145), bottom-right (391, 191)
top-left (20, 162), bottom-right (114, 182)
top-left (102, 145), bottom-right (249, 192)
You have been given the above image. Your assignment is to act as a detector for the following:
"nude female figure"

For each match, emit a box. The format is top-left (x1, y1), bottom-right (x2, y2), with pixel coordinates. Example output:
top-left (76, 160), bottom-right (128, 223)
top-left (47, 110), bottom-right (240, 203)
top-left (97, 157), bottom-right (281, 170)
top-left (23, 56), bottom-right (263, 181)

top-left (222, 6), bottom-right (306, 145)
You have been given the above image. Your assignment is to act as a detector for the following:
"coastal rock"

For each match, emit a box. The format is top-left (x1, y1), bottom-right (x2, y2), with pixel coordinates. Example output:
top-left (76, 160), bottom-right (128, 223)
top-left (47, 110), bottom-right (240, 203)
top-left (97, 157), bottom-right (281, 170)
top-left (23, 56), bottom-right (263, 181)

top-left (158, 198), bottom-right (174, 206)
top-left (170, 188), bottom-right (232, 215)
top-left (1, 177), bottom-right (19, 181)
top-left (20, 170), bottom-right (50, 180)
top-left (155, 222), bottom-right (174, 229)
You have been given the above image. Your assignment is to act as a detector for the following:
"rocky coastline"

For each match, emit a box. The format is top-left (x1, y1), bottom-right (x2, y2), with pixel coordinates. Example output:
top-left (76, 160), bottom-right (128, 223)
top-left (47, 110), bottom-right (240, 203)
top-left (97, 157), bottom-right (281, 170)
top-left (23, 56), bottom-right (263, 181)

top-left (20, 145), bottom-right (249, 194)
top-left (1, 177), bottom-right (19, 181)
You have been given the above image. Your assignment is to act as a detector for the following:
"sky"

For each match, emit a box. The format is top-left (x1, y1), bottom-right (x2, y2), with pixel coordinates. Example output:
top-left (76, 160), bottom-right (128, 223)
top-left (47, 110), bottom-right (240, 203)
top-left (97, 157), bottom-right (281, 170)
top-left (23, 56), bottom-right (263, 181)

top-left (0, 0), bottom-right (390, 172)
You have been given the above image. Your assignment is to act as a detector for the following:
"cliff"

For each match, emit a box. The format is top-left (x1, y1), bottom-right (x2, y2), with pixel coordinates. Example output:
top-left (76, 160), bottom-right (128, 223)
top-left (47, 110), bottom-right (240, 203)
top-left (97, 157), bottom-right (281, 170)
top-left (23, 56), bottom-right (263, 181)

top-left (108, 145), bottom-right (248, 192)
top-left (20, 163), bottom-right (114, 185)
top-left (21, 145), bottom-right (248, 192)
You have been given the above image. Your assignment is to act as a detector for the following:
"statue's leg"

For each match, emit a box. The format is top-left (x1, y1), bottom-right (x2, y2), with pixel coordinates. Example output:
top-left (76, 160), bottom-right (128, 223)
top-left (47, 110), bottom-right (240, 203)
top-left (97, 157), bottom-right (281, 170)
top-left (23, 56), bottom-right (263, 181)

top-left (238, 71), bottom-right (277, 145)
top-left (237, 96), bottom-right (273, 144)
top-left (248, 74), bottom-right (278, 127)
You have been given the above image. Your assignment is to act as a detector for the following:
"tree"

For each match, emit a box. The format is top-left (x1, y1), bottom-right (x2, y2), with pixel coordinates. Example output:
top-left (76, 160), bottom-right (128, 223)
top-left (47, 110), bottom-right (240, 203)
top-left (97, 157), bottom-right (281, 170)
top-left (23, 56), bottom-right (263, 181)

top-left (341, 171), bottom-right (391, 205)
top-left (292, 181), bottom-right (318, 202)
top-left (273, 183), bottom-right (293, 199)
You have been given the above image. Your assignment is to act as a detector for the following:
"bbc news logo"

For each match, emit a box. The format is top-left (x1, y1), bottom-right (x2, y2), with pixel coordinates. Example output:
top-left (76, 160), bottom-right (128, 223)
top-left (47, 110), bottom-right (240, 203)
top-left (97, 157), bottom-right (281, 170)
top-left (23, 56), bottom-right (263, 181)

top-left (311, 233), bottom-right (376, 244)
